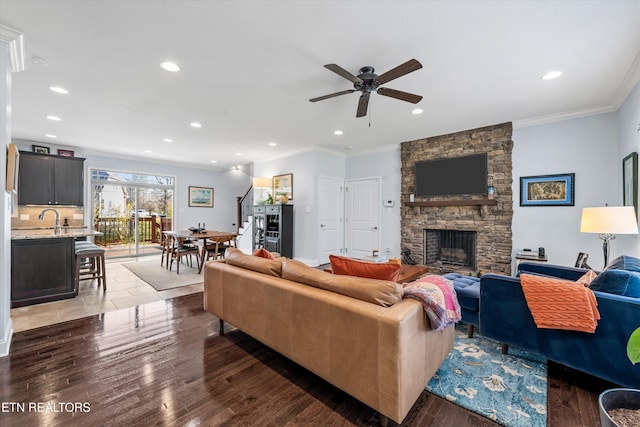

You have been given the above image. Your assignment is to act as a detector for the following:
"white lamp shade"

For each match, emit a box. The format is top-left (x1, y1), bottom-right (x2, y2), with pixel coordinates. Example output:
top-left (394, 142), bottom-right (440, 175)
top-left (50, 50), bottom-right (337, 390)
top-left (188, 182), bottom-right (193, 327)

top-left (252, 176), bottom-right (272, 189)
top-left (580, 206), bottom-right (639, 234)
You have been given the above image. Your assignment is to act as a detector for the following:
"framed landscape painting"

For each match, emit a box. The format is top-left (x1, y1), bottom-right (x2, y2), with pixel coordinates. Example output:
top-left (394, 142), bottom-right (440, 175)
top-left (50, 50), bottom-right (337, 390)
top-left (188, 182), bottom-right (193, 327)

top-left (623, 152), bottom-right (638, 216)
top-left (273, 173), bottom-right (293, 200)
top-left (188, 186), bottom-right (214, 207)
top-left (520, 173), bottom-right (575, 206)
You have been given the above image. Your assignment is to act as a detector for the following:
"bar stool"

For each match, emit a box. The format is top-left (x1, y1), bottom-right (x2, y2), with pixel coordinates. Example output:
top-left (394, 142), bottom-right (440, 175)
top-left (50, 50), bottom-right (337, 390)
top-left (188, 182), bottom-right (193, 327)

top-left (75, 243), bottom-right (106, 294)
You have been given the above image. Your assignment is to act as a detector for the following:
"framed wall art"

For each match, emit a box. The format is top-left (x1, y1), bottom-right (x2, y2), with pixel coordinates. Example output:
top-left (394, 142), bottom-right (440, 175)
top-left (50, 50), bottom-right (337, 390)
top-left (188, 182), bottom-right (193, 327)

top-left (273, 173), bottom-right (293, 201)
top-left (520, 173), bottom-right (575, 206)
top-left (32, 144), bottom-right (50, 154)
top-left (188, 186), bottom-right (214, 208)
top-left (57, 149), bottom-right (74, 157)
top-left (623, 152), bottom-right (638, 216)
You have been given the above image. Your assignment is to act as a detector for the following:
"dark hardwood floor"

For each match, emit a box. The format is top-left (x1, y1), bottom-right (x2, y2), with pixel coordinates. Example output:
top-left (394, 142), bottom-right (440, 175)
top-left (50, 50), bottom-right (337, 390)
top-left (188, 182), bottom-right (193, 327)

top-left (0, 292), bottom-right (612, 426)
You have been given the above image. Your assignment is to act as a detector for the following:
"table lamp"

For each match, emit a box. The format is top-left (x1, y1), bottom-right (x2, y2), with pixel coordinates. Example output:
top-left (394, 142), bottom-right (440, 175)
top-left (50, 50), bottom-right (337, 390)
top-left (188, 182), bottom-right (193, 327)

top-left (252, 176), bottom-right (272, 203)
top-left (580, 206), bottom-right (638, 267)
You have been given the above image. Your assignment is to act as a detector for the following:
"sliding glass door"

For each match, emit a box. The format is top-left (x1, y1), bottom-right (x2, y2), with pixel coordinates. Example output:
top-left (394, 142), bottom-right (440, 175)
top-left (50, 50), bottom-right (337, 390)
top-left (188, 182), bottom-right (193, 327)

top-left (91, 169), bottom-right (174, 258)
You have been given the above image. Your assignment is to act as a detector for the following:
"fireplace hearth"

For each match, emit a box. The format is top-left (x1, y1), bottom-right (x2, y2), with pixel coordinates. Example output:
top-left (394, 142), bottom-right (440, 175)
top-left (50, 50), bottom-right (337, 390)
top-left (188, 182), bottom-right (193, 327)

top-left (425, 229), bottom-right (477, 271)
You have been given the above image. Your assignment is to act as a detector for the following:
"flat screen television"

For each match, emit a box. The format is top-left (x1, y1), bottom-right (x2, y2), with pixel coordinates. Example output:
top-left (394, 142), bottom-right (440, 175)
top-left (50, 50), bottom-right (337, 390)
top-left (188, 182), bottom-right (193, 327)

top-left (415, 153), bottom-right (487, 197)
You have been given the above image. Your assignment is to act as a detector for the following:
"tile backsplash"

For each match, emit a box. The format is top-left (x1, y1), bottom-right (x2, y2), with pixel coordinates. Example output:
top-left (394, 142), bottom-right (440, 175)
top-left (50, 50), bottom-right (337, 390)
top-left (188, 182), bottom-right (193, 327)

top-left (12, 205), bottom-right (85, 229)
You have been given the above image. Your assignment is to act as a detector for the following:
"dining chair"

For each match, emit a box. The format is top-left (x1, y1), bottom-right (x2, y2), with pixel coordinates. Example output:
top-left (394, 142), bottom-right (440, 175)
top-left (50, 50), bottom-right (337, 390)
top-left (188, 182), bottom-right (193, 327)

top-left (203, 235), bottom-right (237, 262)
top-left (169, 238), bottom-right (200, 274)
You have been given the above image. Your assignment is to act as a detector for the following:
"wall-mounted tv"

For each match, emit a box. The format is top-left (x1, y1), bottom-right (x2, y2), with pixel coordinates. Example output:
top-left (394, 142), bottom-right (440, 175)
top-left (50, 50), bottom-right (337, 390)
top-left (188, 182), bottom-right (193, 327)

top-left (415, 153), bottom-right (487, 197)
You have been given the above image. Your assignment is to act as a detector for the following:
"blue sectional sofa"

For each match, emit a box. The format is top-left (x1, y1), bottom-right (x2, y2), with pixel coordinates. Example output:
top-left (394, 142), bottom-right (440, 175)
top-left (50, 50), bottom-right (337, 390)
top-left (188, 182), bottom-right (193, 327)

top-left (479, 261), bottom-right (640, 388)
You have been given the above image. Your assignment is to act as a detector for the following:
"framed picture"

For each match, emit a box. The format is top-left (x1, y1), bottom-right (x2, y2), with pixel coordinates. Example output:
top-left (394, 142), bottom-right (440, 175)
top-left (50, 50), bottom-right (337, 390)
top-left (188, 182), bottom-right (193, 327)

top-left (188, 186), bottom-right (214, 207)
top-left (57, 149), bottom-right (74, 157)
top-left (623, 152), bottom-right (638, 216)
top-left (273, 173), bottom-right (293, 200)
top-left (575, 252), bottom-right (591, 269)
top-left (32, 144), bottom-right (50, 154)
top-left (520, 173), bottom-right (575, 206)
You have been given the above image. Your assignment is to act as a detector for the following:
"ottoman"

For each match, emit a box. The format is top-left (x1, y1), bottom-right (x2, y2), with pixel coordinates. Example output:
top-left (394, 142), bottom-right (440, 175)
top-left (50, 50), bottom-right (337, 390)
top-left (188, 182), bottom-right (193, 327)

top-left (444, 273), bottom-right (480, 338)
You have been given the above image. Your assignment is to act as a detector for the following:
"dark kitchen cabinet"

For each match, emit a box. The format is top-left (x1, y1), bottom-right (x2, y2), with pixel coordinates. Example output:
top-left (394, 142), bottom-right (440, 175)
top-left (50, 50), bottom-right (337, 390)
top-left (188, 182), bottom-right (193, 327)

top-left (18, 151), bottom-right (85, 205)
top-left (11, 237), bottom-right (76, 307)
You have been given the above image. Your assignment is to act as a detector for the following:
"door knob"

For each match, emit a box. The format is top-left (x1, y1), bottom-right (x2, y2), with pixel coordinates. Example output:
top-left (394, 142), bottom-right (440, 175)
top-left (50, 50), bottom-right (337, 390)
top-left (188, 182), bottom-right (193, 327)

top-left (320, 224), bottom-right (325, 227)
top-left (372, 226), bottom-right (378, 230)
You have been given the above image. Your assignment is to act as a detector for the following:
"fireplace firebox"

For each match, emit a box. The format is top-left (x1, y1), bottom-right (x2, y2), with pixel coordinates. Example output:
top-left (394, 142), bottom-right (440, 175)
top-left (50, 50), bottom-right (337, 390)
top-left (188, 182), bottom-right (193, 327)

top-left (424, 229), bottom-right (477, 271)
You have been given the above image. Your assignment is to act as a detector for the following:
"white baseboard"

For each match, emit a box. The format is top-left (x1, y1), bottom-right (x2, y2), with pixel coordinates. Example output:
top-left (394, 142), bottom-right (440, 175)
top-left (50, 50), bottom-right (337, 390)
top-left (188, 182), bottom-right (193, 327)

top-left (0, 317), bottom-right (13, 357)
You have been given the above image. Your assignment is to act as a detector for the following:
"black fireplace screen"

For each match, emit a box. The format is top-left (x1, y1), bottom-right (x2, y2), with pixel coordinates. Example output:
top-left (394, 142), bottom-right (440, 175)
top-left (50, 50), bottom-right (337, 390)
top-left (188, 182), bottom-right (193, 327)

top-left (424, 229), bottom-right (477, 270)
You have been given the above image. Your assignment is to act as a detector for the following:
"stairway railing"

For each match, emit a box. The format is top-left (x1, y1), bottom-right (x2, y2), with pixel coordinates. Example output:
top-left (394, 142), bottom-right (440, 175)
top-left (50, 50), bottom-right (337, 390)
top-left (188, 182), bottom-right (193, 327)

top-left (236, 185), bottom-right (253, 232)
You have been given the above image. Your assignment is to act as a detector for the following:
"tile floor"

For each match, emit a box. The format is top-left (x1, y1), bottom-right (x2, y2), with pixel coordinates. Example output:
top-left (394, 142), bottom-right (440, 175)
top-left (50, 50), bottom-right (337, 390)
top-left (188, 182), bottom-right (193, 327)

top-left (10, 254), bottom-right (204, 333)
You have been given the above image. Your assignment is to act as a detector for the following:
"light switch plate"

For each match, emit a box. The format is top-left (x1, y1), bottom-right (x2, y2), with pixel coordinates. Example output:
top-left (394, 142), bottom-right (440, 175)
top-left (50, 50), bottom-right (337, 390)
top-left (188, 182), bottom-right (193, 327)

top-left (20, 214), bottom-right (29, 220)
top-left (73, 214), bottom-right (84, 220)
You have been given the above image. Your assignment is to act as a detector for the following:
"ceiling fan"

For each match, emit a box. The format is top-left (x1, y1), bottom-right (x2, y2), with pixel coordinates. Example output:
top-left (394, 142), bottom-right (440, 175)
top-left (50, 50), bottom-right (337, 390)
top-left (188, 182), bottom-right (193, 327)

top-left (309, 58), bottom-right (423, 118)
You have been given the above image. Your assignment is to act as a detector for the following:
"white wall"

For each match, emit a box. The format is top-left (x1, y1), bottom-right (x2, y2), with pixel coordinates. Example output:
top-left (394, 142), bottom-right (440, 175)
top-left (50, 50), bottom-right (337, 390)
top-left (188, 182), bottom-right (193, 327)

top-left (615, 82), bottom-right (640, 259)
top-left (512, 113), bottom-right (620, 268)
top-left (346, 147), bottom-right (402, 258)
top-left (254, 148), bottom-right (345, 264)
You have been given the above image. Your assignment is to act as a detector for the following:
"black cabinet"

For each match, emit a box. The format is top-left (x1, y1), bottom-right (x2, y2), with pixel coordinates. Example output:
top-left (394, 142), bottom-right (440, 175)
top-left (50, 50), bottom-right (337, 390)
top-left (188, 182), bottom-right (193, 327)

top-left (18, 151), bottom-right (85, 206)
top-left (253, 204), bottom-right (293, 258)
top-left (11, 238), bottom-right (76, 307)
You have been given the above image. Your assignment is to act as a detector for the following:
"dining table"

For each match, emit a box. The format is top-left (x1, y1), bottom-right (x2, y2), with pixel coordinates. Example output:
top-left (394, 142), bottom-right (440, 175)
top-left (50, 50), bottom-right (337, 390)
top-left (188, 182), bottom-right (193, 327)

top-left (163, 230), bottom-right (238, 274)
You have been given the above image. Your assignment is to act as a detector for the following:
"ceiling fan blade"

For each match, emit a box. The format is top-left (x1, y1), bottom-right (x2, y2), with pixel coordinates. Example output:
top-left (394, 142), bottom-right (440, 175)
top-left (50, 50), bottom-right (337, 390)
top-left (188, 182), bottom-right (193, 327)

top-left (309, 89), bottom-right (355, 102)
top-left (375, 59), bottom-right (422, 85)
top-left (356, 92), bottom-right (370, 117)
top-left (324, 64), bottom-right (363, 84)
top-left (377, 87), bottom-right (423, 104)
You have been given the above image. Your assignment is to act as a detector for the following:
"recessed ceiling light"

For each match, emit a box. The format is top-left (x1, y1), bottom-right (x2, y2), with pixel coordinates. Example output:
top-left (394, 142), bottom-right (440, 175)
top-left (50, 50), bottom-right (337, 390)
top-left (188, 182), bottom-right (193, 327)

top-left (210, 160), bottom-right (217, 163)
top-left (49, 86), bottom-right (69, 94)
top-left (46, 115), bottom-right (61, 121)
top-left (542, 70), bottom-right (562, 80)
top-left (45, 134), bottom-right (57, 138)
top-left (268, 142), bottom-right (277, 147)
top-left (163, 138), bottom-right (173, 143)
top-left (411, 108), bottom-right (423, 115)
top-left (235, 153), bottom-right (243, 156)
top-left (160, 61), bottom-right (180, 72)
top-left (190, 122), bottom-right (202, 128)
top-left (144, 149), bottom-right (152, 153)
top-left (334, 130), bottom-right (343, 135)
top-left (31, 56), bottom-right (48, 65)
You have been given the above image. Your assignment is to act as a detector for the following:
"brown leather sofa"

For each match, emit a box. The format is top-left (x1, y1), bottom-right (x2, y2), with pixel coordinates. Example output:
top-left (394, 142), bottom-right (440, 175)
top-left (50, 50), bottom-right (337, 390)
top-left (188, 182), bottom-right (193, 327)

top-left (203, 248), bottom-right (454, 424)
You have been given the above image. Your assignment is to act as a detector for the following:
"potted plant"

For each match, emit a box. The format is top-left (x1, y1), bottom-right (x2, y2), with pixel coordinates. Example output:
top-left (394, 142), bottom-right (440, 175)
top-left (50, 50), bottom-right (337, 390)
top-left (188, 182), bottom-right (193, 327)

top-left (599, 328), bottom-right (640, 426)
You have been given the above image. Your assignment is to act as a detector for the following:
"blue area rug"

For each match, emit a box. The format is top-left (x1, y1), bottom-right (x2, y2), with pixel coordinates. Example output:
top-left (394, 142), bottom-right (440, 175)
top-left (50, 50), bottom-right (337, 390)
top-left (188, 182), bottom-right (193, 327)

top-left (426, 325), bottom-right (547, 426)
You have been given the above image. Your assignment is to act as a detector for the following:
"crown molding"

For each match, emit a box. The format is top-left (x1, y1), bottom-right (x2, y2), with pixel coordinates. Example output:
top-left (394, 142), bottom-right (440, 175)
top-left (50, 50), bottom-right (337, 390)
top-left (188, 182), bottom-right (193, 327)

top-left (513, 104), bottom-right (617, 129)
top-left (611, 49), bottom-right (640, 110)
top-left (0, 24), bottom-right (25, 72)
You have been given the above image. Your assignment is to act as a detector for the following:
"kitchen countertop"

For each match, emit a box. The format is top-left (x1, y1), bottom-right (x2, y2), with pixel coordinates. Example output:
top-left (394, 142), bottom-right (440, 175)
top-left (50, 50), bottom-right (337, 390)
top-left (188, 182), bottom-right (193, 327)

top-left (11, 228), bottom-right (103, 240)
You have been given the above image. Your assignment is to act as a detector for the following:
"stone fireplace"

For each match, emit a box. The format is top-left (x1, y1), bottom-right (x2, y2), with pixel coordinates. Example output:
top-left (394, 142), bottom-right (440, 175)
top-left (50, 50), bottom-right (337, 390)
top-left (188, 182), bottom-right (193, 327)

top-left (401, 123), bottom-right (513, 275)
top-left (425, 229), bottom-right (477, 271)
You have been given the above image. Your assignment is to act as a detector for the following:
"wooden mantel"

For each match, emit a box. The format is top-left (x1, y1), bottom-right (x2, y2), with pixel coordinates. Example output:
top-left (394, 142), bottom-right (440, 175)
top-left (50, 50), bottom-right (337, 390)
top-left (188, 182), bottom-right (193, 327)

top-left (404, 199), bottom-right (497, 207)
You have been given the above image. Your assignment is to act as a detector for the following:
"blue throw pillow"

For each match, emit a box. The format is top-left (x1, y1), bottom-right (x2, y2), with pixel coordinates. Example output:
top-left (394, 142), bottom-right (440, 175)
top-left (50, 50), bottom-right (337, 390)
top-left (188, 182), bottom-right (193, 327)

top-left (605, 255), bottom-right (640, 272)
top-left (589, 269), bottom-right (640, 297)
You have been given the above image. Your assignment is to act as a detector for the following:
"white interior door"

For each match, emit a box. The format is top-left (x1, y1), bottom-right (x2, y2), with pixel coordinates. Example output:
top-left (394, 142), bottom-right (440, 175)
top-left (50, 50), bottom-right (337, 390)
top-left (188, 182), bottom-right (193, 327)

top-left (318, 176), bottom-right (344, 265)
top-left (345, 178), bottom-right (380, 259)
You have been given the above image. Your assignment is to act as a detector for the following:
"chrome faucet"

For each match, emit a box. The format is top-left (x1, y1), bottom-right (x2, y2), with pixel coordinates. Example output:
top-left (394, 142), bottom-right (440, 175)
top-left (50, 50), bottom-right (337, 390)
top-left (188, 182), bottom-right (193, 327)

top-left (39, 208), bottom-right (61, 234)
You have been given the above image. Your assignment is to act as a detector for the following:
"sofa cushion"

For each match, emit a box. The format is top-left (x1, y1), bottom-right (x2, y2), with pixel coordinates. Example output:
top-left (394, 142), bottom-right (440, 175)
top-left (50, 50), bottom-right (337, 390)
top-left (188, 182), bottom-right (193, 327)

top-left (329, 254), bottom-right (401, 282)
top-left (282, 259), bottom-right (403, 307)
top-left (589, 269), bottom-right (640, 297)
top-left (605, 255), bottom-right (640, 272)
top-left (225, 247), bottom-right (282, 277)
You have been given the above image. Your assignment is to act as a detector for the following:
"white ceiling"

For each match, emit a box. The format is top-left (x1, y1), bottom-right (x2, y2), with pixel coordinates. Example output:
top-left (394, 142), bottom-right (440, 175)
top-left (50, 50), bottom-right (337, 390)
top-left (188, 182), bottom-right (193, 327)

top-left (2, 0), bottom-right (640, 170)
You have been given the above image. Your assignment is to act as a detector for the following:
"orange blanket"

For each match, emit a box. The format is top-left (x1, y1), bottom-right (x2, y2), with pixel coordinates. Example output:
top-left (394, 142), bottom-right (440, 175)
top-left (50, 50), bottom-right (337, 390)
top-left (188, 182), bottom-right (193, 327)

top-left (520, 273), bottom-right (600, 333)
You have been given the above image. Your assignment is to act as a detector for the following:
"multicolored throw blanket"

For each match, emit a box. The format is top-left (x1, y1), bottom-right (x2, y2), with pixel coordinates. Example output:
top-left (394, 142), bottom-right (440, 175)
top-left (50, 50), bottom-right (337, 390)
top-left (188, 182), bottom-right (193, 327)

top-left (403, 275), bottom-right (462, 331)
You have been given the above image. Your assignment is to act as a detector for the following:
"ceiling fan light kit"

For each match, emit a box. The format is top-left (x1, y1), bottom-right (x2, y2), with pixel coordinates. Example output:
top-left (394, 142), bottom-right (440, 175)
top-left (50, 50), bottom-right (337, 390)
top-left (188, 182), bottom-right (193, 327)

top-left (310, 58), bottom-right (423, 117)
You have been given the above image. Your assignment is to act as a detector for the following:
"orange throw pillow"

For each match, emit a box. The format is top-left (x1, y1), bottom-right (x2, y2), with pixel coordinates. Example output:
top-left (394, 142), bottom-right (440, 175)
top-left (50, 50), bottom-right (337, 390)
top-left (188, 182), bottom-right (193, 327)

top-left (252, 248), bottom-right (275, 259)
top-left (329, 254), bottom-right (401, 282)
